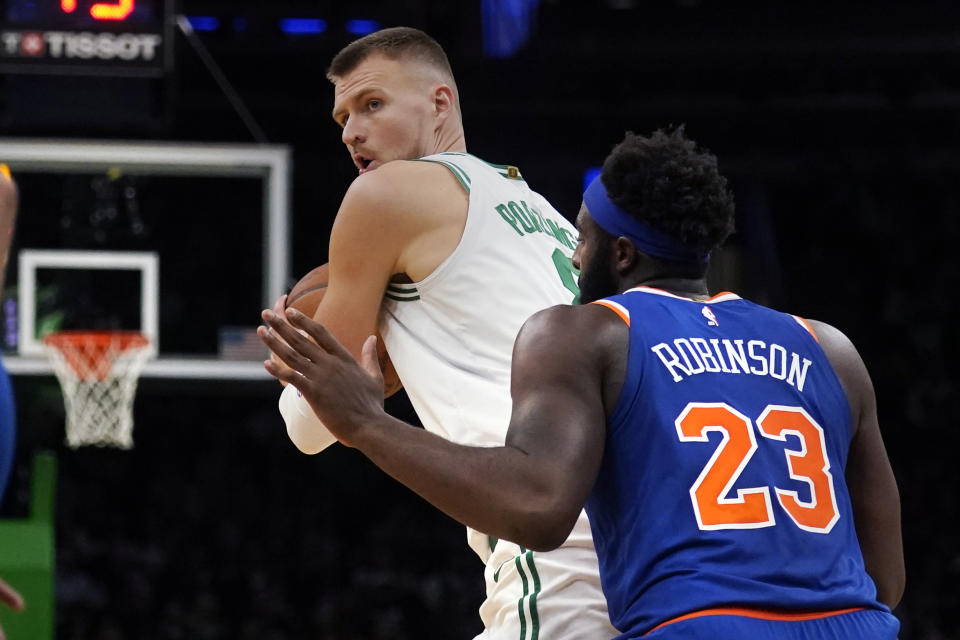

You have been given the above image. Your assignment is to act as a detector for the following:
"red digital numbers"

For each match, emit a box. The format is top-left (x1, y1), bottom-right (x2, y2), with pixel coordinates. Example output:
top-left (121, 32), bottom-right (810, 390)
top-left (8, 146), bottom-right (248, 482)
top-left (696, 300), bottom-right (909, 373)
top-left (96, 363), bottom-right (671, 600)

top-left (61, 0), bottom-right (135, 21)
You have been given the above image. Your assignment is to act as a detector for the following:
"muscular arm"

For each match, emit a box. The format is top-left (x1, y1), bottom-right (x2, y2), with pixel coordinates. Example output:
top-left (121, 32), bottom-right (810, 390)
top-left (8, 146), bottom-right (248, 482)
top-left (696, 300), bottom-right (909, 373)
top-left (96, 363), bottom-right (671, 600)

top-left (260, 304), bottom-right (618, 550)
top-left (314, 160), bottom-right (466, 360)
top-left (808, 319), bottom-right (905, 609)
top-left (0, 166), bottom-right (17, 290)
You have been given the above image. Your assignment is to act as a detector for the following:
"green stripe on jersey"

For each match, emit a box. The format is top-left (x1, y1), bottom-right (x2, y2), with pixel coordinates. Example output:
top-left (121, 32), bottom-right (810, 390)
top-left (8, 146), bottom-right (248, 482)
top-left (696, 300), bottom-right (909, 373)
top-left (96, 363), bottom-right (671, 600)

top-left (385, 284), bottom-right (418, 297)
top-left (420, 158), bottom-right (471, 193)
top-left (384, 292), bottom-right (420, 302)
top-left (524, 551), bottom-right (541, 639)
top-left (483, 161), bottom-right (523, 180)
top-left (515, 554), bottom-right (529, 640)
top-left (441, 161), bottom-right (471, 192)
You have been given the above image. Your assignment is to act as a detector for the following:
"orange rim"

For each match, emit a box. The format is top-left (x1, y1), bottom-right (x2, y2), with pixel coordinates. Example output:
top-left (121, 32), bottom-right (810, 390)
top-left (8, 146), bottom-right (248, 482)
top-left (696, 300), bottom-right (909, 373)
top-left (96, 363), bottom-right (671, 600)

top-left (43, 331), bottom-right (150, 381)
top-left (43, 330), bottom-right (149, 350)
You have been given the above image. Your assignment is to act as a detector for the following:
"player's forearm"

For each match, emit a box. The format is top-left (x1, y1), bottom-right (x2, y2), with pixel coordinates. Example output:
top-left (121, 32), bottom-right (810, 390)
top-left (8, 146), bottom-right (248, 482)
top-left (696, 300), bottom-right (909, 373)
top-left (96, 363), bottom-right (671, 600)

top-left (353, 417), bottom-right (577, 551)
top-left (855, 498), bottom-right (905, 609)
top-left (847, 431), bottom-right (905, 609)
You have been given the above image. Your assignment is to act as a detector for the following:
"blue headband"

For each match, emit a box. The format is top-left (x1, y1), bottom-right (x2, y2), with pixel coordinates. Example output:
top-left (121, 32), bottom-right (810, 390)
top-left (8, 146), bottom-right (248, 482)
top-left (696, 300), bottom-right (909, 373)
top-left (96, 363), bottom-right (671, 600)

top-left (583, 175), bottom-right (707, 264)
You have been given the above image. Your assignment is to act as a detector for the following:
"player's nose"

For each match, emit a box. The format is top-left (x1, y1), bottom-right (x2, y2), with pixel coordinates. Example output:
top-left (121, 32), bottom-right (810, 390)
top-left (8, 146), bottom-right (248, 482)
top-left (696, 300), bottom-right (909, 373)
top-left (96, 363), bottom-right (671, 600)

top-left (341, 118), bottom-right (364, 147)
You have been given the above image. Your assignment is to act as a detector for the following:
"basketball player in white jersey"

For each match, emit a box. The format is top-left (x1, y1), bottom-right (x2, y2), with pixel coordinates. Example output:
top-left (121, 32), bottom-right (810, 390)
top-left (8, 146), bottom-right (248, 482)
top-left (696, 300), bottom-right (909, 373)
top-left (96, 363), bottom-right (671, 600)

top-left (273, 27), bottom-right (615, 639)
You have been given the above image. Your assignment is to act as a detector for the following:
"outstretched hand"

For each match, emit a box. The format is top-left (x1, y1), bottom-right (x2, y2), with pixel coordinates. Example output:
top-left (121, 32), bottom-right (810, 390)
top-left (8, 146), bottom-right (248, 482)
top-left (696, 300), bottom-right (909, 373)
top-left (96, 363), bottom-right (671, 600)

top-left (258, 307), bottom-right (386, 447)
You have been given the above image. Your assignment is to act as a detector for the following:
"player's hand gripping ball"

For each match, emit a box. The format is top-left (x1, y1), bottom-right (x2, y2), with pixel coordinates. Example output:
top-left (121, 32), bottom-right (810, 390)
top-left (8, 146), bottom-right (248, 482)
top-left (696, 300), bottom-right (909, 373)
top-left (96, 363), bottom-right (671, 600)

top-left (286, 263), bottom-right (402, 398)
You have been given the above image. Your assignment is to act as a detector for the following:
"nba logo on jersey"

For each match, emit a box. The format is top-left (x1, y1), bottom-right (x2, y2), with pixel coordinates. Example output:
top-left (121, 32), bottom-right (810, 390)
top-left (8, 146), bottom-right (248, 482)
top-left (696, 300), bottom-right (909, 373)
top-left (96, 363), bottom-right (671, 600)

top-left (701, 305), bottom-right (718, 326)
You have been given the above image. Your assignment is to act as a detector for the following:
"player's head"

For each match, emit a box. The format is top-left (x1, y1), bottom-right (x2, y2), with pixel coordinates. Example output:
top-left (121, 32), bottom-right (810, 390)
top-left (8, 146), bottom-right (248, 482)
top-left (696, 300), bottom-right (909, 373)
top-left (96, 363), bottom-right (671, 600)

top-left (573, 127), bottom-right (735, 304)
top-left (328, 27), bottom-right (464, 174)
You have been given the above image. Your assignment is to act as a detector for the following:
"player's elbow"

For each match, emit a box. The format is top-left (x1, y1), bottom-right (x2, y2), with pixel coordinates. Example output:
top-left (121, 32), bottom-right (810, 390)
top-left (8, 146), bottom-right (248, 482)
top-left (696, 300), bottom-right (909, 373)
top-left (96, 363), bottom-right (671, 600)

top-left (521, 525), bottom-right (573, 552)
top-left (506, 501), bottom-right (579, 552)
top-left (508, 522), bottom-right (572, 552)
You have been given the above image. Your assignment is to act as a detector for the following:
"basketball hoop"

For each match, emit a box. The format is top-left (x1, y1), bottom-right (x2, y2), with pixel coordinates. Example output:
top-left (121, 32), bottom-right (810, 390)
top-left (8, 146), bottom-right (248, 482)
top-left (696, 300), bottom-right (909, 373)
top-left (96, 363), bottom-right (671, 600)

top-left (43, 330), bottom-right (153, 449)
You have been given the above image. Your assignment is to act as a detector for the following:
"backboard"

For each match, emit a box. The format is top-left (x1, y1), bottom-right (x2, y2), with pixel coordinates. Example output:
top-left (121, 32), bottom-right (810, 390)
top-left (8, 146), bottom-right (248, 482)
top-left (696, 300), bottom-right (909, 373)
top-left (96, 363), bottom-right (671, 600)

top-left (0, 138), bottom-right (290, 379)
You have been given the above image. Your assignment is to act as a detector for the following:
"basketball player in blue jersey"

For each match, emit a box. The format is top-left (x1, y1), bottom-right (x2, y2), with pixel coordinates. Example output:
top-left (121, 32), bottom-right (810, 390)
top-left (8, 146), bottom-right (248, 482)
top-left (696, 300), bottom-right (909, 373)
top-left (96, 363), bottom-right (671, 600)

top-left (259, 128), bottom-right (904, 639)
top-left (0, 165), bottom-right (26, 636)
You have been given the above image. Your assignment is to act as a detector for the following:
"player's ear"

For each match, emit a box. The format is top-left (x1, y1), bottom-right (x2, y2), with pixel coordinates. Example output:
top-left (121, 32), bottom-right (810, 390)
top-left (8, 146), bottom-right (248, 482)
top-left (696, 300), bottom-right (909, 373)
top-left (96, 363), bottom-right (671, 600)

top-left (614, 236), bottom-right (639, 275)
top-left (433, 84), bottom-right (455, 121)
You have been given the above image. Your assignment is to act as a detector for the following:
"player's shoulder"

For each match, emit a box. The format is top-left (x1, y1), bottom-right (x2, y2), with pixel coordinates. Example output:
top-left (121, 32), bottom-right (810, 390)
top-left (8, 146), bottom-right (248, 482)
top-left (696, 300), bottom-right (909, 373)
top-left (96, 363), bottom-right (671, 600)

top-left (803, 318), bottom-right (873, 407)
top-left (351, 159), bottom-right (460, 195)
top-left (804, 318), bottom-right (858, 361)
top-left (520, 303), bottom-right (627, 356)
top-left (333, 160), bottom-right (466, 239)
top-left (341, 160), bottom-right (464, 216)
top-left (528, 301), bottom-right (625, 327)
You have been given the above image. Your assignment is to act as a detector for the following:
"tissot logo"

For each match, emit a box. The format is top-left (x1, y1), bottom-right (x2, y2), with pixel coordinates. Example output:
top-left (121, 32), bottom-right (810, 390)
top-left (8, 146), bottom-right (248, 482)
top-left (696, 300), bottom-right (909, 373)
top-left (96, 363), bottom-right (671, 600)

top-left (1, 30), bottom-right (162, 61)
top-left (20, 32), bottom-right (45, 56)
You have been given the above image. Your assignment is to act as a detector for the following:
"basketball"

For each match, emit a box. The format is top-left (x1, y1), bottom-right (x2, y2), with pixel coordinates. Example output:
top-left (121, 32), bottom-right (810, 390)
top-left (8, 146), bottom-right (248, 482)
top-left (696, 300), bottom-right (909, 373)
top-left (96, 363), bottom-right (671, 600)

top-left (287, 264), bottom-right (402, 398)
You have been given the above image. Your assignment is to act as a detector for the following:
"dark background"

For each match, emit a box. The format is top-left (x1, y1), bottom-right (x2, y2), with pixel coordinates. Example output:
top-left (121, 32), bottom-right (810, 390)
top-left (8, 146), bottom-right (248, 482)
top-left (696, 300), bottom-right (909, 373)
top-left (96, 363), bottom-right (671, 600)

top-left (2, 0), bottom-right (959, 638)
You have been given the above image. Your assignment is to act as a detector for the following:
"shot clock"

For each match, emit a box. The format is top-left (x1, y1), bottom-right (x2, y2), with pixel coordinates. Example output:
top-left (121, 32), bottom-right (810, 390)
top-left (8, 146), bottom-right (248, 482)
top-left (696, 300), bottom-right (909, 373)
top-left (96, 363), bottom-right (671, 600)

top-left (0, 0), bottom-right (171, 76)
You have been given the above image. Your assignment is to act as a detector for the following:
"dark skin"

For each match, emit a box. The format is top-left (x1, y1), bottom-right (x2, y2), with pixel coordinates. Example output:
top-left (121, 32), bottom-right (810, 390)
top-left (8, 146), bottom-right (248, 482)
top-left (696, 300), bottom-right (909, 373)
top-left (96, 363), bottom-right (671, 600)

top-left (259, 203), bottom-right (904, 609)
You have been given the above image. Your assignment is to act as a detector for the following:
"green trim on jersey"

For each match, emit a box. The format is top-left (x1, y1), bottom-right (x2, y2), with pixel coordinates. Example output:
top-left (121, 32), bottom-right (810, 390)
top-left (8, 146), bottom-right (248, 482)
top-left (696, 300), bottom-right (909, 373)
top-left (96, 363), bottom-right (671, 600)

top-left (385, 284), bottom-right (420, 302)
top-left (514, 549), bottom-right (541, 640)
top-left (477, 158), bottom-right (524, 181)
top-left (524, 551), bottom-right (541, 639)
top-left (516, 554), bottom-right (529, 640)
top-left (434, 152), bottom-right (526, 181)
top-left (419, 158), bottom-right (472, 194)
top-left (384, 292), bottom-right (420, 302)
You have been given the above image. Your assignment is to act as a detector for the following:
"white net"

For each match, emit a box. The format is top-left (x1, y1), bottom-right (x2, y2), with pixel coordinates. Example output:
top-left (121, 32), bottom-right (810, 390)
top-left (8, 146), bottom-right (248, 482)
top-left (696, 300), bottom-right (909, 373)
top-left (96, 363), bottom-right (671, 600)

top-left (43, 332), bottom-right (153, 449)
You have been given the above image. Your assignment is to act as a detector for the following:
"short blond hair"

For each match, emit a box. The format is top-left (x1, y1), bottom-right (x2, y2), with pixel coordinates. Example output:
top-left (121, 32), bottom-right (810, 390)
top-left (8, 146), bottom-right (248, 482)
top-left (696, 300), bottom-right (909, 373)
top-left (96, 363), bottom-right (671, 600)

top-left (327, 26), bottom-right (455, 85)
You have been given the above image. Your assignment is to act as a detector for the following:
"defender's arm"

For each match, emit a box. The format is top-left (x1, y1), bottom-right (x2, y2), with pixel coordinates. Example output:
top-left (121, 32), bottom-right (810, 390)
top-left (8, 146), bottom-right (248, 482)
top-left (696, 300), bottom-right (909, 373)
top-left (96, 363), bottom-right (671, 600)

top-left (808, 319), bottom-right (905, 609)
top-left (260, 304), bottom-right (617, 551)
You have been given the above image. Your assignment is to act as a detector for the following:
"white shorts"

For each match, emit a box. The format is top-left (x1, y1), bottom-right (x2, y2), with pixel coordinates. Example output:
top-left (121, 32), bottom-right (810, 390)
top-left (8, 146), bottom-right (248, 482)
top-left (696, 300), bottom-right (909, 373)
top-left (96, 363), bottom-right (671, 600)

top-left (468, 511), bottom-right (616, 640)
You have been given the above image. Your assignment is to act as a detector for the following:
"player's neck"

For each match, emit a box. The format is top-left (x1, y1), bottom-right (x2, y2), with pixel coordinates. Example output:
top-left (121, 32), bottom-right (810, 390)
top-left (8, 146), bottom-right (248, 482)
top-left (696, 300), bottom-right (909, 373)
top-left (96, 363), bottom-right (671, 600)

top-left (433, 127), bottom-right (467, 154)
top-left (640, 278), bottom-right (710, 300)
top-left (625, 275), bottom-right (710, 301)
top-left (620, 256), bottom-right (711, 301)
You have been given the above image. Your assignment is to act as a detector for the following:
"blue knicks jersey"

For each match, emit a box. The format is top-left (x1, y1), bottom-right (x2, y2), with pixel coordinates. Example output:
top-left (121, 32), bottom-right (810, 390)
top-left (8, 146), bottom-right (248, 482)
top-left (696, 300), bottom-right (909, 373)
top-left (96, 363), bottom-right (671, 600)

top-left (585, 287), bottom-right (891, 637)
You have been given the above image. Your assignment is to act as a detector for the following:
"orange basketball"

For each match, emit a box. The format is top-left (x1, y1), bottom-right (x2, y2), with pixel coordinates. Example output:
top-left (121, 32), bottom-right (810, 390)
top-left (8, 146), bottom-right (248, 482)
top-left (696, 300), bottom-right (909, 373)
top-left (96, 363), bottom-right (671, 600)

top-left (286, 264), bottom-right (402, 398)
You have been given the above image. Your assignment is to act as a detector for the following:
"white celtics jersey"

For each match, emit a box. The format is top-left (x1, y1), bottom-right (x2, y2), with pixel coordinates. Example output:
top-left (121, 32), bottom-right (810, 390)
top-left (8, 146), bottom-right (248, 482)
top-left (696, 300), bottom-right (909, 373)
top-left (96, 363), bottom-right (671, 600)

top-left (380, 154), bottom-right (615, 640)
top-left (379, 152), bottom-right (579, 447)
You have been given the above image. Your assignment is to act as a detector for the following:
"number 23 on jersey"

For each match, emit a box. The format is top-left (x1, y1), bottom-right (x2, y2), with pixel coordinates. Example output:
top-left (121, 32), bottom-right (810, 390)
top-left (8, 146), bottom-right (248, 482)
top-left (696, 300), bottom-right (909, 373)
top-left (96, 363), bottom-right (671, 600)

top-left (675, 402), bottom-right (840, 534)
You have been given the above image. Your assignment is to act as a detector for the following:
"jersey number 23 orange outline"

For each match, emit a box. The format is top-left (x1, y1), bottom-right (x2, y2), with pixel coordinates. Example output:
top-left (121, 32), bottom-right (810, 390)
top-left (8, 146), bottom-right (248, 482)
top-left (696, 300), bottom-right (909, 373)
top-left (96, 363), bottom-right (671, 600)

top-left (675, 402), bottom-right (840, 533)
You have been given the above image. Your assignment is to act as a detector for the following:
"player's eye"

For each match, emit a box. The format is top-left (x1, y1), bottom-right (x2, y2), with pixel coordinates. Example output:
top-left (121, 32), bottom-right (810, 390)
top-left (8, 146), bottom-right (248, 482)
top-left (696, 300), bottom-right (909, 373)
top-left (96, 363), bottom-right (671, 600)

top-left (368, 99), bottom-right (382, 110)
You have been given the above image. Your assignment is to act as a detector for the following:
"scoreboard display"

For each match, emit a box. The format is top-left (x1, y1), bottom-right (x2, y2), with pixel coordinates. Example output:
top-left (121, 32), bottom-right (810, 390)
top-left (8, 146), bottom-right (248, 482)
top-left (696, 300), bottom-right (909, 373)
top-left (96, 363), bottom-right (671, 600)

top-left (0, 0), bottom-right (171, 76)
